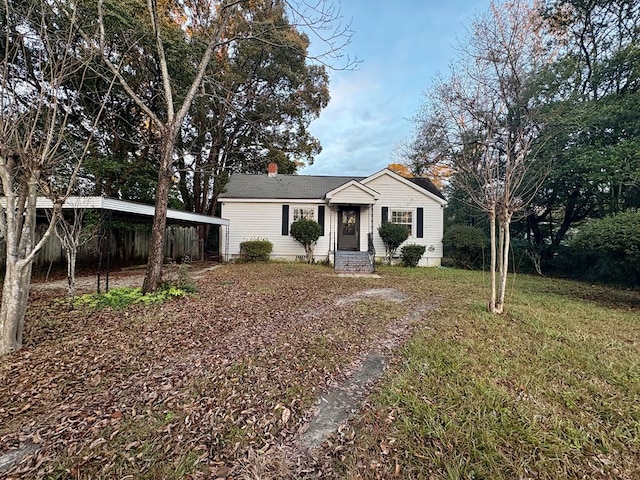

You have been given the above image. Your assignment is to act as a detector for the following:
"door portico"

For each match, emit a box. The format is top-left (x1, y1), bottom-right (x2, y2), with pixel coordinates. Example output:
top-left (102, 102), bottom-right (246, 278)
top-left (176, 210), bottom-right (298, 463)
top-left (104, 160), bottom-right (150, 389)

top-left (325, 180), bottom-right (380, 254)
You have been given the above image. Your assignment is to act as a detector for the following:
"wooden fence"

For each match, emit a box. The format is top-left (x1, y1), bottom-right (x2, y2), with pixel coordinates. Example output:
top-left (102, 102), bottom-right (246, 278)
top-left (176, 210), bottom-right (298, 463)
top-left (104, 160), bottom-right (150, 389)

top-left (0, 225), bottom-right (202, 268)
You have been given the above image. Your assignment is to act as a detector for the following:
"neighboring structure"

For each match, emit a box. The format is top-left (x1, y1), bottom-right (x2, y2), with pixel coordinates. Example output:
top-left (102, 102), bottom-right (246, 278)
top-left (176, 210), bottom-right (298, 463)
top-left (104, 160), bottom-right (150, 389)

top-left (1, 196), bottom-right (230, 267)
top-left (219, 165), bottom-right (447, 269)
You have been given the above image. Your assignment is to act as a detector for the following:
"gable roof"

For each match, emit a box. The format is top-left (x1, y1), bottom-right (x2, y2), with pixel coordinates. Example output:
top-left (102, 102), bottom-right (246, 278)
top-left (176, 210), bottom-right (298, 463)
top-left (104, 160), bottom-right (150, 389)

top-left (219, 174), bottom-right (363, 199)
top-left (408, 178), bottom-right (446, 201)
top-left (325, 179), bottom-right (380, 204)
top-left (219, 170), bottom-right (445, 201)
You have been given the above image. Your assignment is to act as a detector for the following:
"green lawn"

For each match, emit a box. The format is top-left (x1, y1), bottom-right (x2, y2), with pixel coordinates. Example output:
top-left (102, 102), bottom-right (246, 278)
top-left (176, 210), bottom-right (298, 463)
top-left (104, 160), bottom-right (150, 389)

top-left (1, 263), bottom-right (638, 479)
top-left (330, 267), bottom-right (640, 479)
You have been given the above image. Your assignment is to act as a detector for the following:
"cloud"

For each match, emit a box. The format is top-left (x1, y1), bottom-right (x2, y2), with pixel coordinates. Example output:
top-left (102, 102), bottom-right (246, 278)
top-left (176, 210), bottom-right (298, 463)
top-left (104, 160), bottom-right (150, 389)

top-left (302, 74), bottom-right (398, 175)
top-left (300, 0), bottom-right (493, 177)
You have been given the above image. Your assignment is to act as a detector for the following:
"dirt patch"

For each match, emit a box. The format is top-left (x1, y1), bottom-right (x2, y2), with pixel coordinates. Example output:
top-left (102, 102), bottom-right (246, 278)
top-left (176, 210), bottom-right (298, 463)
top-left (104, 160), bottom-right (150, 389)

top-left (335, 288), bottom-right (407, 305)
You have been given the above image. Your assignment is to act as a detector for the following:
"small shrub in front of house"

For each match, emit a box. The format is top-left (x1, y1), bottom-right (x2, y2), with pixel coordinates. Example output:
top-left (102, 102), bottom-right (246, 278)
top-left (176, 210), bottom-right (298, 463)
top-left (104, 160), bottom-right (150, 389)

top-left (378, 222), bottom-right (409, 264)
top-left (290, 218), bottom-right (321, 263)
top-left (239, 239), bottom-right (273, 262)
top-left (401, 244), bottom-right (426, 267)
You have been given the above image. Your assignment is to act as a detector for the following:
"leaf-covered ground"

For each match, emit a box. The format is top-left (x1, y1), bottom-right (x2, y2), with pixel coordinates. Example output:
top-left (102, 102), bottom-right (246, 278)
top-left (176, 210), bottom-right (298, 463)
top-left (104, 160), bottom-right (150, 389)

top-left (0, 263), bottom-right (422, 479)
top-left (2, 263), bottom-right (639, 479)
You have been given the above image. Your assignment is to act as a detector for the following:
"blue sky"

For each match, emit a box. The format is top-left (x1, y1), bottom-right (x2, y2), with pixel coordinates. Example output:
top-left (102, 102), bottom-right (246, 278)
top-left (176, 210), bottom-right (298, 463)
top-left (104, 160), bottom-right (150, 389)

top-left (299, 0), bottom-right (492, 176)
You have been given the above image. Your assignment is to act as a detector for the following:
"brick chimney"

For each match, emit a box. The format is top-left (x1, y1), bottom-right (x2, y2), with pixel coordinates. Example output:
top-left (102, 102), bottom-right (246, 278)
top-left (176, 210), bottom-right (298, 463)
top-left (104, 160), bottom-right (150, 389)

top-left (268, 162), bottom-right (278, 177)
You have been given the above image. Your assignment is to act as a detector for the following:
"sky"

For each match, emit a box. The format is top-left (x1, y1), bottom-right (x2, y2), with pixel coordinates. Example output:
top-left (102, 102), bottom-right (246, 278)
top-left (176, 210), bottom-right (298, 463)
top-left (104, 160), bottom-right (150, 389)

top-left (298, 0), bottom-right (492, 177)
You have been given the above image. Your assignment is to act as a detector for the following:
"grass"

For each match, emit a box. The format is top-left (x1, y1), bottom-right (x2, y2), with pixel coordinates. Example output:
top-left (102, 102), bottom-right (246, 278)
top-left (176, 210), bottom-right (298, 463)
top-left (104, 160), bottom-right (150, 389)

top-left (330, 267), bottom-right (640, 479)
top-left (2, 263), bottom-right (639, 479)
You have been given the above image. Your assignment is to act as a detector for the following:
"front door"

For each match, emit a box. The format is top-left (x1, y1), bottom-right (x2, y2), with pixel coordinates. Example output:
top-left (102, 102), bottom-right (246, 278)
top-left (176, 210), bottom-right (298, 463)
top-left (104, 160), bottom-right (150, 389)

top-left (337, 207), bottom-right (360, 250)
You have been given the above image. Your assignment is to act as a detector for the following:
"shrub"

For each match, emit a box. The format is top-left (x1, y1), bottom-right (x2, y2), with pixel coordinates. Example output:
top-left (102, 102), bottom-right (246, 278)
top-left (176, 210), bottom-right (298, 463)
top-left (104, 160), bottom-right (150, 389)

top-left (239, 239), bottom-right (273, 262)
top-left (443, 224), bottom-right (486, 269)
top-left (378, 222), bottom-right (409, 264)
top-left (569, 212), bottom-right (640, 285)
top-left (401, 244), bottom-right (426, 267)
top-left (290, 218), bottom-right (321, 263)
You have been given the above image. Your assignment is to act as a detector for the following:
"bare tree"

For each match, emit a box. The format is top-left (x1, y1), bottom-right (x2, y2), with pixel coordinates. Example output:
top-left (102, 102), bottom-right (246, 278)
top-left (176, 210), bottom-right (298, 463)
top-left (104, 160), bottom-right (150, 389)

top-left (0, 0), bottom-right (114, 354)
top-left (52, 207), bottom-right (100, 305)
top-left (64, 0), bottom-right (353, 293)
top-left (415, 0), bottom-right (549, 313)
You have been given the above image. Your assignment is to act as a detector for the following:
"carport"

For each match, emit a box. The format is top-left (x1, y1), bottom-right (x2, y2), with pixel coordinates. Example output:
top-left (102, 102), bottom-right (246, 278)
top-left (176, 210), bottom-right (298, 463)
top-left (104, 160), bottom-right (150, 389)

top-left (35, 196), bottom-right (230, 291)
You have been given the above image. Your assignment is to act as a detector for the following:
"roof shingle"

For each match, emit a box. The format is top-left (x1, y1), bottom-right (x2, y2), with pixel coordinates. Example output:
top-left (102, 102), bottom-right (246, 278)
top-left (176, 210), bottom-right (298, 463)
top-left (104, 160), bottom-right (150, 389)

top-left (218, 172), bottom-right (445, 201)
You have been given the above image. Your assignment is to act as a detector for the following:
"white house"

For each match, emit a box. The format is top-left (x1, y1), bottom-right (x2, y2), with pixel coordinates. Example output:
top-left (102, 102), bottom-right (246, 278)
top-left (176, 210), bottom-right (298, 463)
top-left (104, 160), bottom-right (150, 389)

top-left (218, 165), bottom-right (447, 269)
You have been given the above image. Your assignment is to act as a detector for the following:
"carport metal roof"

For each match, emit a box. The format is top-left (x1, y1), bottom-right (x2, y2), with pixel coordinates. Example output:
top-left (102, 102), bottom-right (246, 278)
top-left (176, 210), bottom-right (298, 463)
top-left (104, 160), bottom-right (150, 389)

top-left (35, 196), bottom-right (230, 226)
top-left (26, 196), bottom-right (229, 292)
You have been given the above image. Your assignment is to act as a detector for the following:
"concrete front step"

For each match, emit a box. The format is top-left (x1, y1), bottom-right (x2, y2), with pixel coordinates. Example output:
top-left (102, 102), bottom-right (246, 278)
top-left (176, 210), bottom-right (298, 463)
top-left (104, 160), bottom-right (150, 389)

top-left (334, 251), bottom-right (374, 274)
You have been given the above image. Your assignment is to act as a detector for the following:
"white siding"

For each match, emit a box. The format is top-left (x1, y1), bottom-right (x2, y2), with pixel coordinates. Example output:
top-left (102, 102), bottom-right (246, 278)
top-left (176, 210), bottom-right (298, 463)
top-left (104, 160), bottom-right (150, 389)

top-left (222, 202), bottom-right (332, 262)
top-left (364, 174), bottom-right (444, 267)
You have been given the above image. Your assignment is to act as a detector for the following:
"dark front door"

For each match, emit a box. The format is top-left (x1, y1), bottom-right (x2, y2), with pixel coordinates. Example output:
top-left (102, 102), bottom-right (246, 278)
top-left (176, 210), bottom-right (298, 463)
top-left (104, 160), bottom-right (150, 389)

top-left (337, 207), bottom-right (360, 250)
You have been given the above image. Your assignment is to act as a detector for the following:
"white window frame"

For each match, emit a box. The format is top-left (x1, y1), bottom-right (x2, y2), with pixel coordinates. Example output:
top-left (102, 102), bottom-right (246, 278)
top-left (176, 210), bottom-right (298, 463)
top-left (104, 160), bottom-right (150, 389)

top-left (391, 209), bottom-right (413, 236)
top-left (292, 207), bottom-right (315, 222)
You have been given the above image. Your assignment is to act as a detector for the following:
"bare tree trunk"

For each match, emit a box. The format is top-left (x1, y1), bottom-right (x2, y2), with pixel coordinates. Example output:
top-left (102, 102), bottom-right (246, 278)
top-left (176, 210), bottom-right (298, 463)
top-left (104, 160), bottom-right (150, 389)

top-left (497, 215), bottom-right (511, 313)
top-left (495, 214), bottom-right (505, 315)
top-left (65, 247), bottom-right (77, 307)
top-left (488, 205), bottom-right (497, 313)
top-left (0, 260), bottom-right (33, 354)
top-left (142, 133), bottom-right (175, 293)
top-left (0, 180), bottom-right (59, 354)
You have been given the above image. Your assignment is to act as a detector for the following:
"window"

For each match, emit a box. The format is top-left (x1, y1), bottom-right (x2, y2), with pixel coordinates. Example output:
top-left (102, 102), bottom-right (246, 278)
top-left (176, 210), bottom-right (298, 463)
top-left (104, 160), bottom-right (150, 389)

top-left (391, 210), bottom-right (412, 235)
top-left (293, 207), bottom-right (315, 222)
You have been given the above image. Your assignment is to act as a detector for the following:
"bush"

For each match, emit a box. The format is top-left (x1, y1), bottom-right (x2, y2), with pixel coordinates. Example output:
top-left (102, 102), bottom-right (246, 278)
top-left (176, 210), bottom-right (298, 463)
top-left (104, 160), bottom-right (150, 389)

top-left (443, 224), bottom-right (486, 269)
top-left (569, 212), bottom-right (640, 285)
top-left (239, 239), bottom-right (273, 262)
top-left (290, 218), bottom-right (321, 263)
top-left (378, 222), bottom-right (409, 264)
top-left (400, 244), bottom-right (426, 267)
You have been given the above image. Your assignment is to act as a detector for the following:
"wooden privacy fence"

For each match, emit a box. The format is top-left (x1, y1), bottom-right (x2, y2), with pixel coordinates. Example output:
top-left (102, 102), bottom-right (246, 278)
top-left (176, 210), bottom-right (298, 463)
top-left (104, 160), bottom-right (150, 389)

top-left (0, 225), bottom-right (202, 268)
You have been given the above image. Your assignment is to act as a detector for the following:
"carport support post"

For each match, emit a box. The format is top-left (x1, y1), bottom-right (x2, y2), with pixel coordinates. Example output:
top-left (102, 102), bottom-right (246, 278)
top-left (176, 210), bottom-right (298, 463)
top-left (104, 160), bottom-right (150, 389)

top-left (96, 209), bottom-right (112, 293)
top-left (105, 210), bottom-right (111, 292)
top-left (96, 209), bottom-right (104, 294)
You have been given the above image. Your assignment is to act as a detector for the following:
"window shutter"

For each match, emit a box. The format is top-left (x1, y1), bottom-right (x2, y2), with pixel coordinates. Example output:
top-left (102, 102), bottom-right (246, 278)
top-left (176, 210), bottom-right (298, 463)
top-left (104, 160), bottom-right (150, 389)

top-left (318, 205), bottom-right (325, 236)
top-left (382, 207), bottom-right (388, 224)
top-left (282, 205), bottom-right (289, 235)
top-left (417, 207), bottom-right (424, 238)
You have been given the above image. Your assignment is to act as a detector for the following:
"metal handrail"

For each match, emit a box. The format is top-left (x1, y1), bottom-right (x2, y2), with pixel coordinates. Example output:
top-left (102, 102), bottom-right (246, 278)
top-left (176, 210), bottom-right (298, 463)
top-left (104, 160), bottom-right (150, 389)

top-left (367, 233), bottom-right (376, 272)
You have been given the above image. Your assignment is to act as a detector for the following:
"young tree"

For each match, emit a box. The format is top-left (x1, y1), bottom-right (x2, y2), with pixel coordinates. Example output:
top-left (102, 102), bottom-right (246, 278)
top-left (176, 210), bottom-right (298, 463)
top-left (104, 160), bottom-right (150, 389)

top-left (0, 0), bottom-right (114, 354)
top-left (413, 0), bottom-right (549, 313)
top-left (52, 208), bottom-right (100, 305)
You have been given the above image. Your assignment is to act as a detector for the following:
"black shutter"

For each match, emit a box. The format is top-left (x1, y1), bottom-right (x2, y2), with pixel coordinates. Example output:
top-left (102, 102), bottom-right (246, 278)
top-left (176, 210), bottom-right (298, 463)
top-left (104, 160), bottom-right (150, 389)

top-left (318, 205), bottom-right (325, 236)
top-left (417, 207), bottom-right (424, 238)
top-left (382, 207), bottom-right (388, 224)
top-left (282, 205), bottom-right (289, 235)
